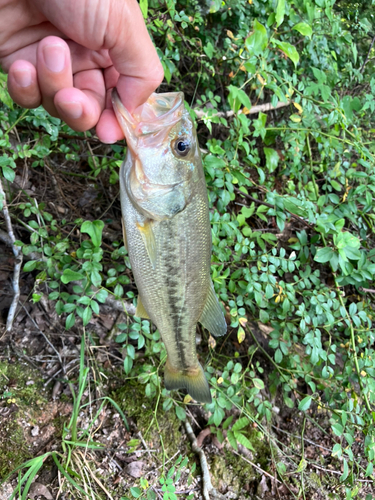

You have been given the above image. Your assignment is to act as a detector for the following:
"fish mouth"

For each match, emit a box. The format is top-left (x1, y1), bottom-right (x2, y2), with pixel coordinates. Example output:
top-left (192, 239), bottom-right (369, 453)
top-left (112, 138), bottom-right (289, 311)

top-left (112, 89), bottom-right (185, 149)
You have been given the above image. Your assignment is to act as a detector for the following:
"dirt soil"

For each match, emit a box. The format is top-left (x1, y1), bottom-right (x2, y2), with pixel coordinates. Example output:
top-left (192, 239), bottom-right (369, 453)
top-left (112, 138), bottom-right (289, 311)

top-left (0, 133), bottom-right (374, 500)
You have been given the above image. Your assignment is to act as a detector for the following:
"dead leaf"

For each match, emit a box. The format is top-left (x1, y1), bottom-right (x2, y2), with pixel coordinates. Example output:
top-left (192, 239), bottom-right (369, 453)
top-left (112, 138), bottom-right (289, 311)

top-left (28, 482), bottom-right (53, 500)
top-left (126, 461), bottom-right (145, 478)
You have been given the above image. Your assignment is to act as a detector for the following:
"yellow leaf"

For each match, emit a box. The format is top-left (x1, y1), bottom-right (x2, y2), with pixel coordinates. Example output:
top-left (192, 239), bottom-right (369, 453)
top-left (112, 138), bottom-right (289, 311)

top-left (184, 394), bottom-right (193, 404)
top-left (275, 296), bottom-right (281, 304)
top-left (293, 101), bottom-right (303, 114)
top-left (217, 377), bottom-right (224, 385)
top-left (237, 326), bottom-right (246, 343)
top-left (239, 317), bottom-right (248, 327)
top-left (239, 65), bottom-right (247, 72)
top-left (208, 335), bottom-right (217, 349)
top-left (290, 114), bottom-right (301, 123)
top-left (361, 370), bottom-right (367, 377)
top-left (227, 30), bottom-right (234, 39)
top-left (257, 74), bottom-right (265, 85)
top-left (242, 106), bottom-right (251, 114)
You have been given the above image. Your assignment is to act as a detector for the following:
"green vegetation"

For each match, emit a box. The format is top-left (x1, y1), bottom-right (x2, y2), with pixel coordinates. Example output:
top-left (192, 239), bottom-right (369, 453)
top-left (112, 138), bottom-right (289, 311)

top-left (2, 0), bottom-right (375, 498)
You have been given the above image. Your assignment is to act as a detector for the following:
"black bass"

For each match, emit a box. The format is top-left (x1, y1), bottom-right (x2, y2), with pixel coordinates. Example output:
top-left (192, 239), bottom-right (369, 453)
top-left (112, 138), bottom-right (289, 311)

top-left (112, 89), bottom-right (227, 404)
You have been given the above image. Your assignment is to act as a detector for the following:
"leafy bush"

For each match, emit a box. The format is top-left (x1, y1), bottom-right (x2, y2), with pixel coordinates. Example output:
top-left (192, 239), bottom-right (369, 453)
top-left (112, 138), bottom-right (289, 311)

top-left (2, 0), bottom-right (375, 495)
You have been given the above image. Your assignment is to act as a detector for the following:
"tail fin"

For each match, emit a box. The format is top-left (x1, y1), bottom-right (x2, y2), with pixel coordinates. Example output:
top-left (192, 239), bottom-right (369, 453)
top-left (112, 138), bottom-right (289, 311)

top-left (164, 359), bottom-right (212, 404)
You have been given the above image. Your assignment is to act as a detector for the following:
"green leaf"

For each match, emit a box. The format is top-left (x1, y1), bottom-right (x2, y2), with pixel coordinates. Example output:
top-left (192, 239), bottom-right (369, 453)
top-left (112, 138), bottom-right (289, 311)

top-left (124, 355), bottom-right (133, 374)
top-left (332, 443), bottom-right (342, 458)
top-left (81, 220), bottom-right (105, 247)
top-left (293, 22), bottom-right (312, 37)
top-left (275, 0), bottom-right (285, 27)
top-left (227, 430), bottom-right (238, 450)
top-left (82, 306), bottom-right (92, 326)
top-left (264, 147), bottom-right (279, 172)
top-left (130, 487), bottom-right (142, 498)
top-left (2, 165), bottom-right (15, 183)
top-left (227, 85), bottom-right (252, 113)
top-left (314, 247), bottom-right (334, 263)
top-left (274, 41), bottom-right (299, 67)
top-left (175, 406), bottom-right (186, 421)
top-left (298, 396), bottom-right (312, 412)
top-left (245, 20), bottom-right (268, 55)
top-left (23, 260), bottom-right (37, 272)
top-left (204, 42), bottom-right (214, 59)
top-left (96, 289), bottom-right (108, 303)
top-left (232, 417), bottom-right (249, 432)
top-left (340, 458), bottom-right (349, 482)
top-left (253, 378), bottom-right (265, 390)
top-left (65, 313), bottom-right (76, 330)
top-left (139, 0), bottom-right (148, 18)
top-left (234, 431), bottom-right (256, 451)
top-left (61, 269), bottom-right (85, 284)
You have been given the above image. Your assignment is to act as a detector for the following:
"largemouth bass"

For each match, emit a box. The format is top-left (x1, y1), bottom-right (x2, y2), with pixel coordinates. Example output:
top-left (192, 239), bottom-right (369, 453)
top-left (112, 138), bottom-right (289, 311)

top-left (112, 89), bottom-right (227, 404)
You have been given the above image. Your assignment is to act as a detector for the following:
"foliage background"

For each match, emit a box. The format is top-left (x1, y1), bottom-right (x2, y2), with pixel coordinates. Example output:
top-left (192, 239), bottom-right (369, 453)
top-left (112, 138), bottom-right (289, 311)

top-left (1, 0), bottom-right (375, 498)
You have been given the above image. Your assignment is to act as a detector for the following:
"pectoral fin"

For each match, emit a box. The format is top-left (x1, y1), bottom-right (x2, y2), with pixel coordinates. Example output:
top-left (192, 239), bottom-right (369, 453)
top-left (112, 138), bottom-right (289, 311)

top-left (199, 280), bottom-right (227, 337)
top-left (136, 220), bottom-right (157, 268)
top-left (135, 296), bottom-right (150, 319)
top-left (121, 218), bottom-right (128, 252)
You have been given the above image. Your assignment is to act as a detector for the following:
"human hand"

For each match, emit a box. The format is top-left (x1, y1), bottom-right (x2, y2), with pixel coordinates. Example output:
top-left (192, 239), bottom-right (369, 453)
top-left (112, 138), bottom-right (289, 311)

top-left (0, 0), bottom-right (164, 143)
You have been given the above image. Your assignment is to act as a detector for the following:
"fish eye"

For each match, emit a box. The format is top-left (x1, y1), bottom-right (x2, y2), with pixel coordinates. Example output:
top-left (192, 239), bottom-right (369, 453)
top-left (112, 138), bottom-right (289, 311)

top-left (173, 137), bottom-right (191, 157)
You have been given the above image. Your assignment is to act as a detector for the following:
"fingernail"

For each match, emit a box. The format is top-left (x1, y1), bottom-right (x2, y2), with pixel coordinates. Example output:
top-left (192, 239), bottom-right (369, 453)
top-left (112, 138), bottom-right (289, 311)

top-left (43, 44), bottom-right (66, 73)
top-left (60, 101), bottom-right (83, 120)
top-left (13, 69), bottom-right (32, 88)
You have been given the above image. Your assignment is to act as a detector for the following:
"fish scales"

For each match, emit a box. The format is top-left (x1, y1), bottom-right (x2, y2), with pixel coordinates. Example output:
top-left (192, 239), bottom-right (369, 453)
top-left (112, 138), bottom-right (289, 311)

top-left (113, 89), bottom-right (227, 404)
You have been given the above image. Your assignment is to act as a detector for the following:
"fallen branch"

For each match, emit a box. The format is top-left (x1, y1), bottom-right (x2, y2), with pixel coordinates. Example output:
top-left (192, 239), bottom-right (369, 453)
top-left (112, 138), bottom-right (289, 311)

top-left (0, 177), bottom-right (23, 332)
top-left (184, 420), bottom-right (225, 500)
top-left (194, 100), bottom-right (290, 119)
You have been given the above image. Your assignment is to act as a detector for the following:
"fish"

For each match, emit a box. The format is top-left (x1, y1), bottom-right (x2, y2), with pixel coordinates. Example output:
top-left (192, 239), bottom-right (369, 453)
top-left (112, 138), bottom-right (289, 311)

top-left (112, 89), bottom-right (227, 404)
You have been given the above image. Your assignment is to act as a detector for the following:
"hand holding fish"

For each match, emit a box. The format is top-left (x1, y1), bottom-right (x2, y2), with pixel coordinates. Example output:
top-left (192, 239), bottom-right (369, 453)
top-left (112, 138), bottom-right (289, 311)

top-left (0, 0), bottom-right (164, 143)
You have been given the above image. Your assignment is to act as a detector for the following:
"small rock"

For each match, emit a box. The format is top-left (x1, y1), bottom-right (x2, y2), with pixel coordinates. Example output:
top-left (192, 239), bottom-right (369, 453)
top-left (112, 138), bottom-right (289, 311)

top-left (126, 461), bottom-right (145, 478)
top-left (26, 380), bottom-right (35, 386)
top-left (0, 482), bottom-right (13, 500)
top-left (31, 426), bottom-right (40, 437)
top-left (28, 482), bottom-right (53, 500)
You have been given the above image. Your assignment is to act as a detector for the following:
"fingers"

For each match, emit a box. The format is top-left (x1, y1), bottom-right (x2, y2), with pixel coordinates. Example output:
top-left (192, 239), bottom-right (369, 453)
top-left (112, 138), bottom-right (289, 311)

top-left (54, 69), bottom-right (105, 132)
top-left (8, 59), bottom-right (41, 109)
top-left (8, 36), bottom-right (108, 133)
top-left (109, 0), bottom-right (164, 112)
top-left (36, 36), bottom-right (73, 116)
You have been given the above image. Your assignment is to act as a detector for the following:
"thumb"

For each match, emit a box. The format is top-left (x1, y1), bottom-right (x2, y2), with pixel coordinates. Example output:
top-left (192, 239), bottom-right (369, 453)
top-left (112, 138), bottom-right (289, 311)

top-left (108, 0), bottom-right (164, 112)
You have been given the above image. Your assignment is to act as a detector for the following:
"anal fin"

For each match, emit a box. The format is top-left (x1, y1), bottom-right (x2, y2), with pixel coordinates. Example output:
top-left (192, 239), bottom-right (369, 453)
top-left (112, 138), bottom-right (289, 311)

top-left (135, 295), bottom-right (150, 319)
top-left (136, 219), bottom-right (157, 269)
top-left (199, 280), bottom-right (227, 337)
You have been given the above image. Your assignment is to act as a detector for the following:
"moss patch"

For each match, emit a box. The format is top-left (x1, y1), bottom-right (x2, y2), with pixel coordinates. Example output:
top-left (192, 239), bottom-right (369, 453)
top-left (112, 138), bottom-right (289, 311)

top-left (0, 360), bottom-right (48, 478)
top-left (113, 380), bottom-right (186, 460)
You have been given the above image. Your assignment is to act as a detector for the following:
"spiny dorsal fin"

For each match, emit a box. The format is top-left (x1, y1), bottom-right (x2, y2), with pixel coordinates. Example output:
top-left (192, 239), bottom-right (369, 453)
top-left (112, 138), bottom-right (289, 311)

top-left (135, 295), bottom-right (150, 319)
top-left (199, 280), bottom-right (227, 337)
top-left (136, 219), bottom-right (157, 269)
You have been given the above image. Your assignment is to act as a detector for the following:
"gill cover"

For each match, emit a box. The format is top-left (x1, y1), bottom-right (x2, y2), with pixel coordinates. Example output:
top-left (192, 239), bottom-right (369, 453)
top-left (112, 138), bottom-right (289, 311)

top-left (112, 89), bottom-right (193, 222)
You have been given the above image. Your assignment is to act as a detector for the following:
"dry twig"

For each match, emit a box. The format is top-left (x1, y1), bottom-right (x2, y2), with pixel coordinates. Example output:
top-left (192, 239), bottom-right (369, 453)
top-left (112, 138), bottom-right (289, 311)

top-left (184, 420), bottom-right (225, 500)
top-left (194, 100), bottom-right (290, 119)
top-left (0, 177), bottom-right (23, 332)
